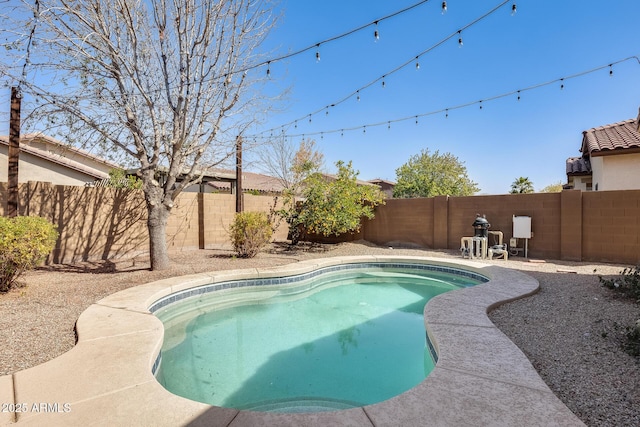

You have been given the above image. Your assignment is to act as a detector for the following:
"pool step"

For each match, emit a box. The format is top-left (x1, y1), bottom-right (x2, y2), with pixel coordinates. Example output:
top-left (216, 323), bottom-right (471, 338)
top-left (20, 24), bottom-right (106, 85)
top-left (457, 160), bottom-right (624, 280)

top-left (239, 397), bottom-right (362, 413)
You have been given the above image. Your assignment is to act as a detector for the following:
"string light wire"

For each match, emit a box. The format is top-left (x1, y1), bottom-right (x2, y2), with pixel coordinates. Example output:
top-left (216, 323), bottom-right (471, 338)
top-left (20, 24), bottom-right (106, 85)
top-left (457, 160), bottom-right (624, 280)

top-left (256, 0), bottom-right (513, 137)
top-left (234, 0), bottom-right (433, 77)
top-left (250, 55), bottom-right (640, 140)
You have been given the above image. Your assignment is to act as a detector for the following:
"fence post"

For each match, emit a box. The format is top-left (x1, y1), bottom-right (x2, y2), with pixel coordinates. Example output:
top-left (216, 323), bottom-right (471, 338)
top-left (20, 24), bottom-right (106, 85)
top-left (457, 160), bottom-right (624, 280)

top-left (560, 190), bottom-right (582, 261)
top-left (433, 195), bottom-right (449, 249)
top-left (198, 192), bottom-right (205, 249)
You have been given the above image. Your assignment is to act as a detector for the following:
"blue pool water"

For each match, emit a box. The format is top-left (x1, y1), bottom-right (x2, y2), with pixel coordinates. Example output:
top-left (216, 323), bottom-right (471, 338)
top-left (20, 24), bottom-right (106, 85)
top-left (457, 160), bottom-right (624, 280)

top-left (154, 265), bottom-right (484, 412)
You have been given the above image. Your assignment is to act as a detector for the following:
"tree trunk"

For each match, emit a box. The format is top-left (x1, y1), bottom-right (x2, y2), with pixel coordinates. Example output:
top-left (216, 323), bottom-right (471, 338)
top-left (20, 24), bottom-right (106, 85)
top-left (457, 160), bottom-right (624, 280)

top-left (147, 202), bottom-right (171, 270)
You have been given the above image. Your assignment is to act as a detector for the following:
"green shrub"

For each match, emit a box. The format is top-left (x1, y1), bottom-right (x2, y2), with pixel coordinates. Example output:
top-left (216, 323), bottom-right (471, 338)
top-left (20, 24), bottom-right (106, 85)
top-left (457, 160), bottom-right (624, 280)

top-left (624, 321), bottom-right (640, 357)
top-left (599, 265), bottom-right (640, 302)
top-left (0, 216), bottom-right (58, 292)
top-left (228, 211), bottom-right (273, 258)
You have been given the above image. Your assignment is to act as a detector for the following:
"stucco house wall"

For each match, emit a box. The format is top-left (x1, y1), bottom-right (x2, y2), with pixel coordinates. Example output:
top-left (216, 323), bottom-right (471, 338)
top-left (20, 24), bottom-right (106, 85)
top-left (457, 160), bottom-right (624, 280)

top-left (0, 134), bottom-right (118, 186)
top-left (595, 153), bottom-right (640, 191)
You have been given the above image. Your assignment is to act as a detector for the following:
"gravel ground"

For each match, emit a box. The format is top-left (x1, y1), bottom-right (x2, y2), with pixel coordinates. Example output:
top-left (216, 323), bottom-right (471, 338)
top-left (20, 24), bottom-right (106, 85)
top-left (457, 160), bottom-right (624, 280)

top-left (1, 241), bottom-right (638, 426)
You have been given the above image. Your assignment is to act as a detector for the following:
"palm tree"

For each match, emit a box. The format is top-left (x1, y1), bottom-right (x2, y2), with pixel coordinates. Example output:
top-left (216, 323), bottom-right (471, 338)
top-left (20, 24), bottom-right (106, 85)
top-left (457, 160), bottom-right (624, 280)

top-left (510, 177), bottom-right (534, 194)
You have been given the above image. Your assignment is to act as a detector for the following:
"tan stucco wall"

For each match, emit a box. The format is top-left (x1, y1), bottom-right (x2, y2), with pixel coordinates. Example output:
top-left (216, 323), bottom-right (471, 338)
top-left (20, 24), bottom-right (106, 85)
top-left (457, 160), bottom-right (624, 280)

top-left (598, 153), bottom-right (640, 191)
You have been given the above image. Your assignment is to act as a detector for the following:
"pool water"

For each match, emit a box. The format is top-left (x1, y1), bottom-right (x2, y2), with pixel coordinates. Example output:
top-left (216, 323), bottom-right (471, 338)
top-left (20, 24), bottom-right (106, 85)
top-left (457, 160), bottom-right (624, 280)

top-left (155, 267), bottom-right (482, 412)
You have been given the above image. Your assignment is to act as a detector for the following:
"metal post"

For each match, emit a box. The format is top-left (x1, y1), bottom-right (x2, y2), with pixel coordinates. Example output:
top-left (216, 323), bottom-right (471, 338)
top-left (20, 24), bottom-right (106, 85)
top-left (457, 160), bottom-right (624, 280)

top-left (235, 135), bottom-right (243, 213)
top-left (7, 87), bottom-right (21, 217)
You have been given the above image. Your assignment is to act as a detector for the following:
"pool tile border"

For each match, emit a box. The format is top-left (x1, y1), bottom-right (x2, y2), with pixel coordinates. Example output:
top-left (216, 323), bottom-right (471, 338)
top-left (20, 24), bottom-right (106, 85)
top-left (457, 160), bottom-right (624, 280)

top-left (1, 256), bottom-right (586, 426)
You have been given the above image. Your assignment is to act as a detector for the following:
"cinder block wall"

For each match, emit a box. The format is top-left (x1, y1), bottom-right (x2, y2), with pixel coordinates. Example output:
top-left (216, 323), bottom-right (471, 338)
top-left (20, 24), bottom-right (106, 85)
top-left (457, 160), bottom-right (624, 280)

top-left (0, 182), bottom-right (288, 263)
top-left (582, 190), bottom-right (640, 263)
top-left (2, 181), bottom-right (639, 264)
top-left (360, 190), bottom-right (640, 264)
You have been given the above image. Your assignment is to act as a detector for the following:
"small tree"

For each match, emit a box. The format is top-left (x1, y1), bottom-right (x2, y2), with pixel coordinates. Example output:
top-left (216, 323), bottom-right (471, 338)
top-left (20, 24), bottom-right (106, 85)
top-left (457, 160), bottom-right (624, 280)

top-left (105, 169), bottom-right (143, 190)
top-left (270, 139), bottom-right (324, 244)
top-left (510, 177), bottom-right (535, 194)
top-left (0, 216), bottom-right (58, 292)
top-left (393, 149), bottom-right (479, 198)
top-left (540, 182), bottom-right (563, 193)
top-left (295, 161), bottom-right (385, 241)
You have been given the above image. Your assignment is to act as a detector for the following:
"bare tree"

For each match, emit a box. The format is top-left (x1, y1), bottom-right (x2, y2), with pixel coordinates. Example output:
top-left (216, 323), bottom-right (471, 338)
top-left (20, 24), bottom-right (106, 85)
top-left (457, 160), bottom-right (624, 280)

top-left (257, 137), bottom-right (324, 190)
top-left (1, 0), bottom-right (278, 269)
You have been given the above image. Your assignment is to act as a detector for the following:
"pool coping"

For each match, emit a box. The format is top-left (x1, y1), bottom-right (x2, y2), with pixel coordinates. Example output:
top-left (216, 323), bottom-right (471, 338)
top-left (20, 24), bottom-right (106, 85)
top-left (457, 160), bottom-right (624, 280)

top-left (1, 256), bottom-right (585, 426)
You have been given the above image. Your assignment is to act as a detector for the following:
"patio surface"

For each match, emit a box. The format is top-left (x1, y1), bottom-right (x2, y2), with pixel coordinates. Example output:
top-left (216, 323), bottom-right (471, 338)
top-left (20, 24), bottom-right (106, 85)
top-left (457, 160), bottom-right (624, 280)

top-left (1, 256), bottom-right (584, 426)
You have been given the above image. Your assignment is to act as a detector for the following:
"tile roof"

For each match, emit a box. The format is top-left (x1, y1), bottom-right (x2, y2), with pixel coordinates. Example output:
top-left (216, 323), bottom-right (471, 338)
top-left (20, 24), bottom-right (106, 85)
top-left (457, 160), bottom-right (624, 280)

top-left (208, 170), bottom-right (287, 194)
top-left (581, 118), bottom-right (640, 156)
top-left (565, 156), bottom-right (591, 175)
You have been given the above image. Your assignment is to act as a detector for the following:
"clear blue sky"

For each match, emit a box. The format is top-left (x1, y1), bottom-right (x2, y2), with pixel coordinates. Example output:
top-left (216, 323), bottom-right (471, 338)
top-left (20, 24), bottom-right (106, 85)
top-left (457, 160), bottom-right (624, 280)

top-left (248, 0), bottom-right (640, 194)
top-left (1, 1), bottom-right (638, 194)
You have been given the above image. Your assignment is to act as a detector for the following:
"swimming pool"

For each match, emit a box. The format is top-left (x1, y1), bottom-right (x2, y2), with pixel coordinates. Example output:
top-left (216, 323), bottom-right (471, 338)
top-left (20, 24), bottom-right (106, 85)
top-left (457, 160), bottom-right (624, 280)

top-left (151, 262), bottom-right (487, 413)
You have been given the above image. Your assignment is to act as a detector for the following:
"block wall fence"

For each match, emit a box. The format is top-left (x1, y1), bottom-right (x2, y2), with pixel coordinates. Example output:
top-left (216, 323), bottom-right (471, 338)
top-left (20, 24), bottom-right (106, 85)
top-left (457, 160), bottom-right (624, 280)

top-left (0, 182), bottom-right (288, 264)
top-left (1, 182), bottom-right (639, 265)
top-left (360, 190), bottom-right (640, 265)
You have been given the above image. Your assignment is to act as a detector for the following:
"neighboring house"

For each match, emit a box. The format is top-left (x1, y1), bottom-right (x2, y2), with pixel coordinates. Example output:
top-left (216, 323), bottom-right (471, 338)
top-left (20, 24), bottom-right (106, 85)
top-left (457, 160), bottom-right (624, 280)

top-left (206, 170), bottom-right (287, 195)
top-left (0, 133), bottom-right (120, 186)
top-left (566, 113), bottom-right (640, 191)
top-left (367, 178), bottom-right (395, 198)
top-left (205, 170), bottom-right (387, 196)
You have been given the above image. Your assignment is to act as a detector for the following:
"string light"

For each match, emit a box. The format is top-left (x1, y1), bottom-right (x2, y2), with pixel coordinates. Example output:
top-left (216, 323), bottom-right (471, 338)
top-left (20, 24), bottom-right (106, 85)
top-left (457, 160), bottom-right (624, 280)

top-left (609, 64), bottom-right (613, 76)
top-left (387, 121), bottom-right (391, 129)
top-left (560, 78), bottom-right (564, 90)
top-left (256, 1), bottom-right (514, 134)
top-left (374, 21), bottom-right (380, 41)
top-left (458, 31), bottom-right (463, 47)
top-left (249, 56), bottom-right (640, 141)
top-left (415, 57), bottom-right (420, 70)
top-left (511, 3), bottom-right (517, 15)
top-left (382, 76), bottom-right (386, 88)
top-left (266, 61), bottom-right (271, 77)
top-left (442, 1), bottom-right (447, 14)
top-left (315, 44), bottom-right (321, 62)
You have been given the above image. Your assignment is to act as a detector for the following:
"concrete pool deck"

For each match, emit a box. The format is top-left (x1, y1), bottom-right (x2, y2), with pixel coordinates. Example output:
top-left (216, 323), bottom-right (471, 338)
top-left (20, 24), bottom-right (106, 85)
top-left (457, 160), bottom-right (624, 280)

top-left (1, 256), bottom-right (585, 426)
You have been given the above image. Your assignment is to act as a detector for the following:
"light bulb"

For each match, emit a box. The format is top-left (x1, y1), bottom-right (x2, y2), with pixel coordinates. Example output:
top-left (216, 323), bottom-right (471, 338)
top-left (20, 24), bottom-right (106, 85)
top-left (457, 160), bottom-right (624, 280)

top-left (442, 1), bottom-right (447, 14)
top-left (609, 65), bottom-right (613, 76)
top-left (458, 31), bottom-right (463, 47)
top-left (356, 90), bottom-right (360, 102)
top-left (315, 45), bottom-right (320, 62)
top-left (560, 79), bottom-right (564, 90)
top-left (382, 77), bottom-right (386, 88)
top-left (517, 90), bottom-right (521, 101)
top-left (445, 109), bottom-right (449, 118)
top-left (511, 4), bottom-right (516, 15)
top-left (374, 21), bottom-right (379, 41)
top-left (415, 57), bottom-right (420, 70)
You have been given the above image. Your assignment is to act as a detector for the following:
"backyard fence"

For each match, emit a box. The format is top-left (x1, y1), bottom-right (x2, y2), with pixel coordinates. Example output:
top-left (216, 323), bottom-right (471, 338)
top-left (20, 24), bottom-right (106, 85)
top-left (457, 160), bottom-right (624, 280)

top-left (1, 182), bottom-right (639, 265)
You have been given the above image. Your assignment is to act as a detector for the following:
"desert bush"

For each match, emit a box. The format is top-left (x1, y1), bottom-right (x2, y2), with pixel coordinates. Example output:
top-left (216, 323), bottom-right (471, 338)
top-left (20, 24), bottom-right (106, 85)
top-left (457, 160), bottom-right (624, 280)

top-left (229, 211), bottom-right (273, 258)
top-left (599, 265), bottom-right (640, 302)
top-left (0, 216), bottom-right (58, 292)
top-left (600, 266), bottom-right (640, 358)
